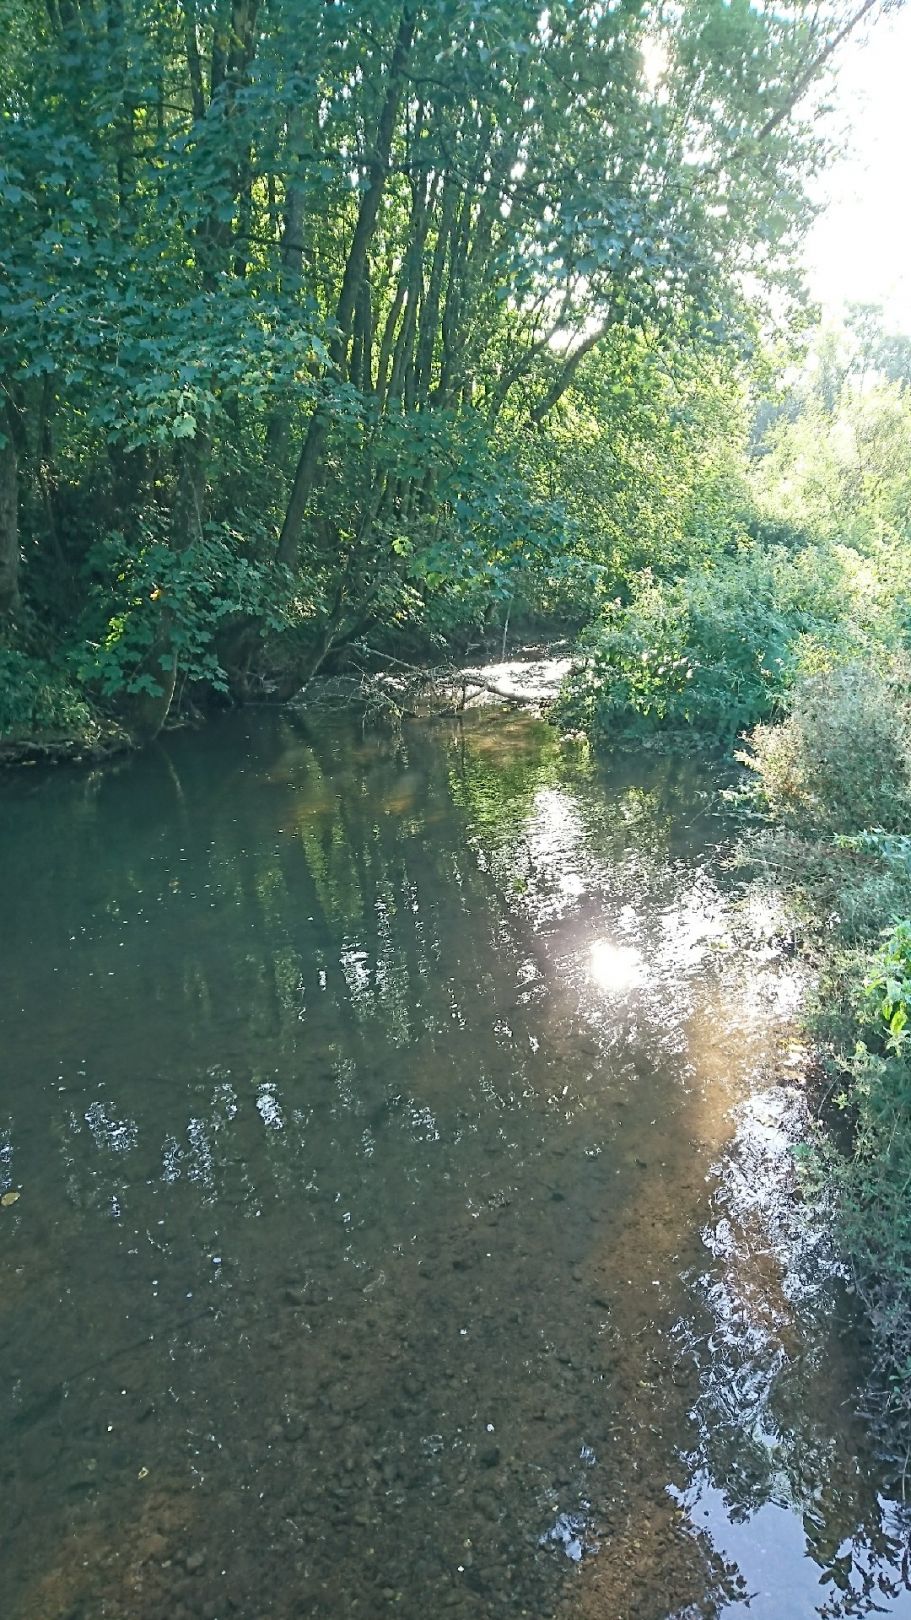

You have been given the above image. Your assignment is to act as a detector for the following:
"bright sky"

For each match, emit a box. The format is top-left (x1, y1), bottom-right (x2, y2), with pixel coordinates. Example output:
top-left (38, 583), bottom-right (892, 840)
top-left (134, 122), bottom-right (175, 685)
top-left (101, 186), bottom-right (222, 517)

top-left (805, 4), bottom-right (911, 332)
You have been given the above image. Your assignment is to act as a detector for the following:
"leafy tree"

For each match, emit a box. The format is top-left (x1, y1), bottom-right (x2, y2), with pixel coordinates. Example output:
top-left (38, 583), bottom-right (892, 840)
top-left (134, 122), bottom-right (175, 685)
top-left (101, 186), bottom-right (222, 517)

top-left (754, 314), bottom-right (911, 554)
top-left (0, 0), bottom-right (894, 740)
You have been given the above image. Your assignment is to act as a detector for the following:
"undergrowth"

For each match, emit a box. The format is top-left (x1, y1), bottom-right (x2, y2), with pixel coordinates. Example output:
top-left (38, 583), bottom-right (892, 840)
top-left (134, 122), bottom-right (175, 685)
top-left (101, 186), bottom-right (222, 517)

top-left (740, 658), bottom-right (911, 1463)
top-left (557, 541), bottom-right (908, 747)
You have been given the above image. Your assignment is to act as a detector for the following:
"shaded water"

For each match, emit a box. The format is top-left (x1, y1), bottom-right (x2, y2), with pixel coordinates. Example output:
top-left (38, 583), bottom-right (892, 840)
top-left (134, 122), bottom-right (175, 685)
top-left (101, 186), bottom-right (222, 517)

top-left (1, 709), bottom-right (910, 1620)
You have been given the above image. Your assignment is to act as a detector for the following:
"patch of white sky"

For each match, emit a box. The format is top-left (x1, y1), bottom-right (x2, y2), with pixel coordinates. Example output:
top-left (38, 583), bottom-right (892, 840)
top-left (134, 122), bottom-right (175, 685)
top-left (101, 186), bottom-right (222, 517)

top-left (806, 5), bottom-right (911, 333)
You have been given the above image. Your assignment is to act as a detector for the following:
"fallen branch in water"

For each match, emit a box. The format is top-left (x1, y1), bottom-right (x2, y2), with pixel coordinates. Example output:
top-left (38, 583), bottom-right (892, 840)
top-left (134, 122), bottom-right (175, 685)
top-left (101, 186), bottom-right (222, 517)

top-left (294, 649), bottom-right (567, 724)
top-left (453, 671), bottom-right (547, 706)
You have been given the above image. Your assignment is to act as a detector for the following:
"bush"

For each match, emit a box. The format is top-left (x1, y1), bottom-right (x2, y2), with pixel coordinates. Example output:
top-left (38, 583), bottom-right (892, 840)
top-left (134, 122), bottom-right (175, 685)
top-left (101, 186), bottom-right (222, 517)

top-left (744, 828), bottom-right (911, 947)
top-left (740, 662), bottom-right (911, 835)
top-left (859, 920), bottom-right (911, 1055)
top-left (559, 536), bottom-right (909, 748)
top-left (824, 925), bottom-right (911, 1424)
top-left (551, 550), bottom-right (784, 741)
top-left (742, 667), bottom-right (911, 1450)
top-left (0, 649), bottom-right (98, 742)
top-left (72, 520), bottom-right (295, 701)
top-left (557, 549), bottom-right (802, 744)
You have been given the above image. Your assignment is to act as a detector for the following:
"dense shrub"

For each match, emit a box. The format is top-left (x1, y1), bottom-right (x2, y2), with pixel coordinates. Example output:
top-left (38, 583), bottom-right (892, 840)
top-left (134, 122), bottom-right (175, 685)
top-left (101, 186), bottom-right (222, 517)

top-left (556, 551), bottom-right (792, 743)
top-left (556, 545), bottom-right (880, 744)
top-left (860, 920), bottom-right (911, 1054)
top-left (824, 925), bottom-right (911, 1421)
top-left (740, 661), bottom-right (911, 943)
top-left (559, 535), bottom-right (910, 747)
top-left (740, 662), bottom-right (911, 835)
top-left (742, 663), bottom-right (911, 1444)
top-left (71, 521), bottom-right (295, 701)
top-left (0, 649), bottom-right (98, 743)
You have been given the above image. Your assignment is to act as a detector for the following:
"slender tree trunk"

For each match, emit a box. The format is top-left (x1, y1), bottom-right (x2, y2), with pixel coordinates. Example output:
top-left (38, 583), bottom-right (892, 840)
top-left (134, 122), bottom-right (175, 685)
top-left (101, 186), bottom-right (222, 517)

top-left (351, 278), bottom-right (374, 393)
top-left (277, 3), bottom-right (417, 568)
top-left (121, 435), bottom-right (209, 742)
top-left (375, 279), bottom-right (407, 402)
top-left (0, 417), bottom-right (20, 621)
top-left (264, 93), bottom-right (319, 463)
top-left (182, 0), bottom-right (207, 119)
top-left (435, 186), bottom-right (471, 403)
top-left (528, 320), bottom-right (610, 426)
top-left (413, 175), bottom-right (456, 404)
top-left (172, 433), bottom-right (209, 547)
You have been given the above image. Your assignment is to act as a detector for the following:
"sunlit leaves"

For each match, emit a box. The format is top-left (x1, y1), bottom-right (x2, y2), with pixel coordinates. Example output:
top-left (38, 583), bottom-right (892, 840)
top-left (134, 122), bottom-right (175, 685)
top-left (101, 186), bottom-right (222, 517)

top-left (0, 0), bottom-right (888, 718)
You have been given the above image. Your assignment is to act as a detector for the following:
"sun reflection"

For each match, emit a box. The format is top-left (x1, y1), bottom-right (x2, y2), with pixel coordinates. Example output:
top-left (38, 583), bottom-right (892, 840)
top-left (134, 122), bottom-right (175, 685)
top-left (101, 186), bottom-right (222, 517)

top-left (588, 939), bottom-right (643, 994)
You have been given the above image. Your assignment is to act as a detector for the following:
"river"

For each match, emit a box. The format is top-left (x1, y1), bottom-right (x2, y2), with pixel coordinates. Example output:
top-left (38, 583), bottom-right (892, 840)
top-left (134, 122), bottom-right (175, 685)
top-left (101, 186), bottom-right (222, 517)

top-left (2, 708), bottom-right (909, 1620)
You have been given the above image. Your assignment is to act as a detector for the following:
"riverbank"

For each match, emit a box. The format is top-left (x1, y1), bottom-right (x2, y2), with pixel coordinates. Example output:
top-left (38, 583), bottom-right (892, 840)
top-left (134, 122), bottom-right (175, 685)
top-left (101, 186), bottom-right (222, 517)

top-left (732, 663), bottom-right (911, 1469)
top-left (0, 647), bottom-right (573, 768)
top-left (0, 720), bottom-right (131, 767)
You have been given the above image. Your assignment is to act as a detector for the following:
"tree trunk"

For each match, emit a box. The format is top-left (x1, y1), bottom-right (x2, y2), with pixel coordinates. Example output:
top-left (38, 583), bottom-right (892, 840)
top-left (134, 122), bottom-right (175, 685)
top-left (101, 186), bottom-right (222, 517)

top-left (120, 434), bottom-right (209, 742)
top-left (277, 3), bottom-right (417, 568)
top-left (413, 175), bottom-right (457, 404)
top-left (528, 321), bottom-right (609, 426)
top-left (182, 0), bottom-right (207, 119)
top-left (0, 419), bottom-right (20, 621)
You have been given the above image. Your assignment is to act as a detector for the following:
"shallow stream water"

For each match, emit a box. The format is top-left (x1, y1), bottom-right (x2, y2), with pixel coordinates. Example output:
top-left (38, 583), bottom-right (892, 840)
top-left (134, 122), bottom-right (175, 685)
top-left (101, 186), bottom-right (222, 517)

top-left (2, 708), bottom-right (910, 1620)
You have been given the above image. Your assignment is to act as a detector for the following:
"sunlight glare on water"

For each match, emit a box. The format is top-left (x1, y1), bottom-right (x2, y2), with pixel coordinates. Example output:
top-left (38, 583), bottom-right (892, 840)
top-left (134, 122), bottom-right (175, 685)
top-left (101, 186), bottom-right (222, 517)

top-left (588, 939), bottom-right (644, 995)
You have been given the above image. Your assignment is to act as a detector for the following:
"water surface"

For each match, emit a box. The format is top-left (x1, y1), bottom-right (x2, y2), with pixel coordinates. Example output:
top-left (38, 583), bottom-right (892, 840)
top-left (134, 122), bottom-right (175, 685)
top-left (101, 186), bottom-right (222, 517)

top-left (2, 709), bottom-right (909, 1620)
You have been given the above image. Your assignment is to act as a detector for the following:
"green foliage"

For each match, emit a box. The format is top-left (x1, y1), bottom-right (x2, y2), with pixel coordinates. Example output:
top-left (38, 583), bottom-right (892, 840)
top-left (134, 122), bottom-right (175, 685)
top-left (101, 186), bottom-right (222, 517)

top-left (557, 548), bottom-right (813, 744)
top-left (0, 0), bottom-right (877, 741)
top-left (739, 649), bottom-right (911, 1437)
top-left (559, 446), bottom-right (911, 749)
top-left (860, 922), bottom-right (911, 1056)
top-left (515, 330), bottom-right (757, 618)
top-left (73, 522), bottom-right (295, 700)
top-left (753, 310), bottom-right (911, 556)
top-left (741, 662), bottom-right (911, 835)
top-left (0, 649), bottom-right (97, 741)
top-left (820, 925), bottom-right (911, 1409)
